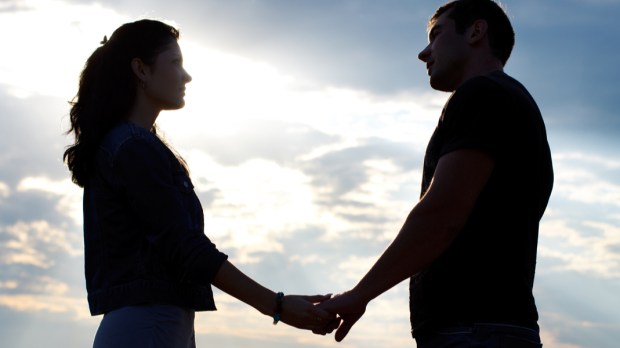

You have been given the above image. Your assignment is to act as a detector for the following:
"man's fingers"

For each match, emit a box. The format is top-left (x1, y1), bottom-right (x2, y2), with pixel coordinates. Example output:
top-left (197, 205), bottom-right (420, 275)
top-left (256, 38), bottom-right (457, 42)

top-left (324, 317), bottom-right (341, 333)
top-left (311, 317), bottom-right (341, 335)
top-left (335, 317), bottom-right (357, 342)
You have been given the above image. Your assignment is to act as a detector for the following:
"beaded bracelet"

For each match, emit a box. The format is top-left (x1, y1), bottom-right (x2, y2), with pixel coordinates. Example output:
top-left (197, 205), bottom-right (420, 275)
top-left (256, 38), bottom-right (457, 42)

top-left (273, 292), bottom-right (284, 325)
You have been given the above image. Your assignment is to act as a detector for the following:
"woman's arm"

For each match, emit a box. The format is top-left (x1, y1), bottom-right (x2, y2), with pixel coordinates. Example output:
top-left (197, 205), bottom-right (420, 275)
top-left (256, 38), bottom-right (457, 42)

top-left (212, 260), bottom-right (336, 330)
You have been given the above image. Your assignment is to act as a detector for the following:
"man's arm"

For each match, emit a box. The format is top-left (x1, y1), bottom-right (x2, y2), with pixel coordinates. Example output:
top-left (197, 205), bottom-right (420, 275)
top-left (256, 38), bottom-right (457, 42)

top-left (320, 148), bottom-right (494, 341)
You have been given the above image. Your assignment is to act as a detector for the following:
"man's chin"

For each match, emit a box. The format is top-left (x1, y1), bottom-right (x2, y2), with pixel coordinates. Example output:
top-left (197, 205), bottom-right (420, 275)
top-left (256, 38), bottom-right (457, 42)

top-left (430, 76), bottom-right (456, 93)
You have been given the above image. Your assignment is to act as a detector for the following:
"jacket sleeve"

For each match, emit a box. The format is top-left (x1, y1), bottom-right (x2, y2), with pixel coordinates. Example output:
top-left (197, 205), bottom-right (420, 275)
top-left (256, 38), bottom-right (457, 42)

top-left (112, 136), bottom-right (227, 285)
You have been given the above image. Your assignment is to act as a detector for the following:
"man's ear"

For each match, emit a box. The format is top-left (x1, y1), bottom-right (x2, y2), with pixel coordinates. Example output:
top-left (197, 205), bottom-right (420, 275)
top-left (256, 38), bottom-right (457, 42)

top-left (468, 19), bottom-right (488, 45)
top-left (131, 57), bottom-right (150, 84)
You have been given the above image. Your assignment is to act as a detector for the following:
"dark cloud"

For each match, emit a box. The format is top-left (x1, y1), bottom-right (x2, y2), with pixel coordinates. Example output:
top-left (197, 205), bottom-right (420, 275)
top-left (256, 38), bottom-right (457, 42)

top-left (302, 137), bottom-right (420, 197)
top-left (0, 191), bottom-right (72, 226)
top-left (297, 137), bottom-right (421, 226)
top-left (507, 1), bottom-right (620, 136)
top-left (65, 0), bottom-right (441, 94)
top-left (194, 185), bottom-right (222, 209)
top-left (606, 243), bottom-right (620, 255)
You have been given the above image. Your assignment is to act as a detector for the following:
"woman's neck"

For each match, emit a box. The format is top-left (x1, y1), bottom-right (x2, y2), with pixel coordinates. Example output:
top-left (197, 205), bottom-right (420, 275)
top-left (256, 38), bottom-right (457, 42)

top-left (129, 94), bottom-right (160, 130)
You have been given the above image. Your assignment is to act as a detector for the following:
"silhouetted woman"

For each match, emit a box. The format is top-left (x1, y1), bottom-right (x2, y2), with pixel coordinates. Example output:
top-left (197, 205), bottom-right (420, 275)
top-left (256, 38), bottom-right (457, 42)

top-left (64, 19), bottom-right (334, 348)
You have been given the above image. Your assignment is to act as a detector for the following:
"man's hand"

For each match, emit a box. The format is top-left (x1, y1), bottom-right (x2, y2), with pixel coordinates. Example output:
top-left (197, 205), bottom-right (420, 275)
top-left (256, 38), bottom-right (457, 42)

top-left (280, 294), bottom-right (337, 331)
top-left (317, 290), bottom-right (367, 342)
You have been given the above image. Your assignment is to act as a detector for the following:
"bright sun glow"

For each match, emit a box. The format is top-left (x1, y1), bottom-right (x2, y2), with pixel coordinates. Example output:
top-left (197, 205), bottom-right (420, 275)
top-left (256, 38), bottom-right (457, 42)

top-left (0, 0), bottom-right (130, 99)
top-left (164, 38), bottom-right (444, 146)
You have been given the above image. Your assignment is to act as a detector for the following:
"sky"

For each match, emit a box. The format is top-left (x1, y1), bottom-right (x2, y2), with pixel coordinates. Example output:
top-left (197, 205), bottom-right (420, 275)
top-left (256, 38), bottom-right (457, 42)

top-left (0, 0), bottom-right (619, 347)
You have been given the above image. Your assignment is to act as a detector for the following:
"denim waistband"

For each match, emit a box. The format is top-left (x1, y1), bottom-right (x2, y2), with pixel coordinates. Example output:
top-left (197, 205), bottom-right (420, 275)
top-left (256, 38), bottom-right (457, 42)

top-left (415, 321), bottom-right (540, 341)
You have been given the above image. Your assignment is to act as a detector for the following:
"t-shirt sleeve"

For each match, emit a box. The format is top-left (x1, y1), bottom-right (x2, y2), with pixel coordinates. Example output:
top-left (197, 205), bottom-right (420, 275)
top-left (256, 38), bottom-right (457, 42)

top-left (113, 137), bottom-right (227, 286)
top-left (439, 78), bottom-right (511, 158)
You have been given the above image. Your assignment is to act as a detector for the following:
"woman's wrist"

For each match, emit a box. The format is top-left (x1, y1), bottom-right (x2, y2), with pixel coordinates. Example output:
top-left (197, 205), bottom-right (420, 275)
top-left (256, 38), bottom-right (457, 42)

top-left (272, 292), bottom-right (284, 325)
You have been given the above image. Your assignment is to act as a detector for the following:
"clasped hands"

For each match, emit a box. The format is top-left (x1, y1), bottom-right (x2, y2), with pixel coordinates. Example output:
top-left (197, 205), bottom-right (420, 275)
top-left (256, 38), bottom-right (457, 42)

top-left (278, 289), bottom-right (367, 342)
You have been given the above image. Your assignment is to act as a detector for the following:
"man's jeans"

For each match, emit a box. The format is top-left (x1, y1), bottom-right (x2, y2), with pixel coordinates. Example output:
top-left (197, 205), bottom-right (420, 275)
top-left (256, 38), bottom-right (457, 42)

top-left (415, 323), bottom-right (542, 348)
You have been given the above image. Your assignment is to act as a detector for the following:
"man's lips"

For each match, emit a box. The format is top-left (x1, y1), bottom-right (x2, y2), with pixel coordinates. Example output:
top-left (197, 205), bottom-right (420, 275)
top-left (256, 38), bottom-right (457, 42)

top-left (426, 62), bottom-right (434, 75)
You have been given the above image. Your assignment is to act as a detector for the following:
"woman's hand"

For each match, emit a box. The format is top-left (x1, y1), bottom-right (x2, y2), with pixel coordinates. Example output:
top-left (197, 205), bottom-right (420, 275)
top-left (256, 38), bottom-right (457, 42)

top-left (280, 294), bottom-right (340, 331)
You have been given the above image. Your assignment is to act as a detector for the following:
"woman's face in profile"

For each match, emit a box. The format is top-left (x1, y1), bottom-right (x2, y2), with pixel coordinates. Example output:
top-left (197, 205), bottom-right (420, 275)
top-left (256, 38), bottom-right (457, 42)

top-left (143, 41), bottom-right (192, 110)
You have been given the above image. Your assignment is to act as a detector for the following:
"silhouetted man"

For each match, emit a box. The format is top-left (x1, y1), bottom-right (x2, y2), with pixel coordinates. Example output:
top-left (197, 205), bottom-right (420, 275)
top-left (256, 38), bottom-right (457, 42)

top-left (320, 1), bottom-right (553, 347)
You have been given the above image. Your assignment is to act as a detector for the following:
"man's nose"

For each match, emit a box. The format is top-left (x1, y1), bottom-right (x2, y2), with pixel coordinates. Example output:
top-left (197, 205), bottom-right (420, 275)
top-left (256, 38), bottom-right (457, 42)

top-left (418, 44), bottom-right (431, 62)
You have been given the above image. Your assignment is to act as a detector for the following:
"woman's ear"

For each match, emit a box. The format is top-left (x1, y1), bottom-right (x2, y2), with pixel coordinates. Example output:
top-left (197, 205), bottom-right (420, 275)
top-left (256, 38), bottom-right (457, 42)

top-left (131, 58), bottom-right (149, 84)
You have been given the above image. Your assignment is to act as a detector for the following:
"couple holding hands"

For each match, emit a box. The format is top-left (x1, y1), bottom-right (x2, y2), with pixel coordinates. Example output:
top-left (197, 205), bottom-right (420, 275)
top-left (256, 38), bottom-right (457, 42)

top-left (64, 1), bottom-right (552, 347)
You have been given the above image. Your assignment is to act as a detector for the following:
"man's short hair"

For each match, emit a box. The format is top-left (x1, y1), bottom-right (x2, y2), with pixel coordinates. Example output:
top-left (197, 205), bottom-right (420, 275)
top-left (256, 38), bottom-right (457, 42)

top-left (430, 0), bottom-right (515, 66)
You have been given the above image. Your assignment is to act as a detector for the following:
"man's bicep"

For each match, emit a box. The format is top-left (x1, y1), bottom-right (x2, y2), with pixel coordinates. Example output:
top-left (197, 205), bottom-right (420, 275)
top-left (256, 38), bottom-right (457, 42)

top-left (421, 149), bottom-right (494, 228)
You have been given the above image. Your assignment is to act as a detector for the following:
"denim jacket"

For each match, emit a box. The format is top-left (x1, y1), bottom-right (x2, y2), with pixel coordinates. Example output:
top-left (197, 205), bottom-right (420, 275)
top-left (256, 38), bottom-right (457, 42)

top-left (83, 122), bottom-right (228, 315)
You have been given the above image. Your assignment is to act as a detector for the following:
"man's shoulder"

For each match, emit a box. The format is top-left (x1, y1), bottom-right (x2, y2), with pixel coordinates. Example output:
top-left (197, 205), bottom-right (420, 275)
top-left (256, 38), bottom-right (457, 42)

top-left (457, 71), bottom-right (514, 94)
top-left (450, 71), bottom-right (527, 108)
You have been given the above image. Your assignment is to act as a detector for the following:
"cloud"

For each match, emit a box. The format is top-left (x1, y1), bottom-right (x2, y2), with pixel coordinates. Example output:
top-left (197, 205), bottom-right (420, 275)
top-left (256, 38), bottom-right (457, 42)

top-left (0, 220), bottom-right (82, 268)
top-left (288, 253), bottom-right (326, 266)
top-left (537, 307), bottom-right (620, 348)
top-left (335, 255), bottom-right (379, 284)
top-left (181, 120), bottom-right (339, 167)
top-left (160, 40), bottom-right (443, 148)
top-left (303, 138), bottom-right (420, 196)
top-left (551, 152), bottom-right (620, 208)
top-left (0, 91), bottom-right (69, 183)
top-left (0, 294), bottom-right (90, 320)
top-left (0, 0), bottom-right (33, 13)
top-left (185, 151), bottom-right (311, 263)
top-left (181, 135), bottom-right (421, 265)
top-left (1, 275), bottom-right (69, 296)
top-left (554, 152), bottom-right (620, 170)
top-left (0, 181), bottom-right (9, 198)
top-left (505, 2), bottom-right (620, 138)
top-left (142, 0), bottom-right (435, 94)
top-left (17, 176), bottom-right (83, 225)
top-left (539, 322), bottom-right (583, 348)
top-left (538, 153), bottom-right (620, 281)
top-left (539, 219), bottom-right (620, 278)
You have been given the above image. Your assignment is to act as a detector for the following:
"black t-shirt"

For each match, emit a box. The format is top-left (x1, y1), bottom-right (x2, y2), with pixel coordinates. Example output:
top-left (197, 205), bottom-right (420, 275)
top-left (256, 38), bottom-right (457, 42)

top-left (409, 71), bottom-right (554, 337)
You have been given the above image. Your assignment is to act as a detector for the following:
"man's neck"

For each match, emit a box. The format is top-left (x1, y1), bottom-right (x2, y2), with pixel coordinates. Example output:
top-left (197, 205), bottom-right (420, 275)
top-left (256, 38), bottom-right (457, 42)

top-left (456, 58), bottom-right (504, 90)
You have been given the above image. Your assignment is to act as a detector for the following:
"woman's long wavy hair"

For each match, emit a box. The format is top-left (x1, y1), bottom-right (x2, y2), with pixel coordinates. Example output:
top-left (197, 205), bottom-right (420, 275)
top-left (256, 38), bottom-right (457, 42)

top-left (64, 19), bottom-right (186, 187)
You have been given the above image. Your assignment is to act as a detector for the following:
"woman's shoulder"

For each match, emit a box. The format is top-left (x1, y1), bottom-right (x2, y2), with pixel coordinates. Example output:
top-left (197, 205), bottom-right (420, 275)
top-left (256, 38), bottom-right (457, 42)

top-left (100, 121), bottom-right (163, 159)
